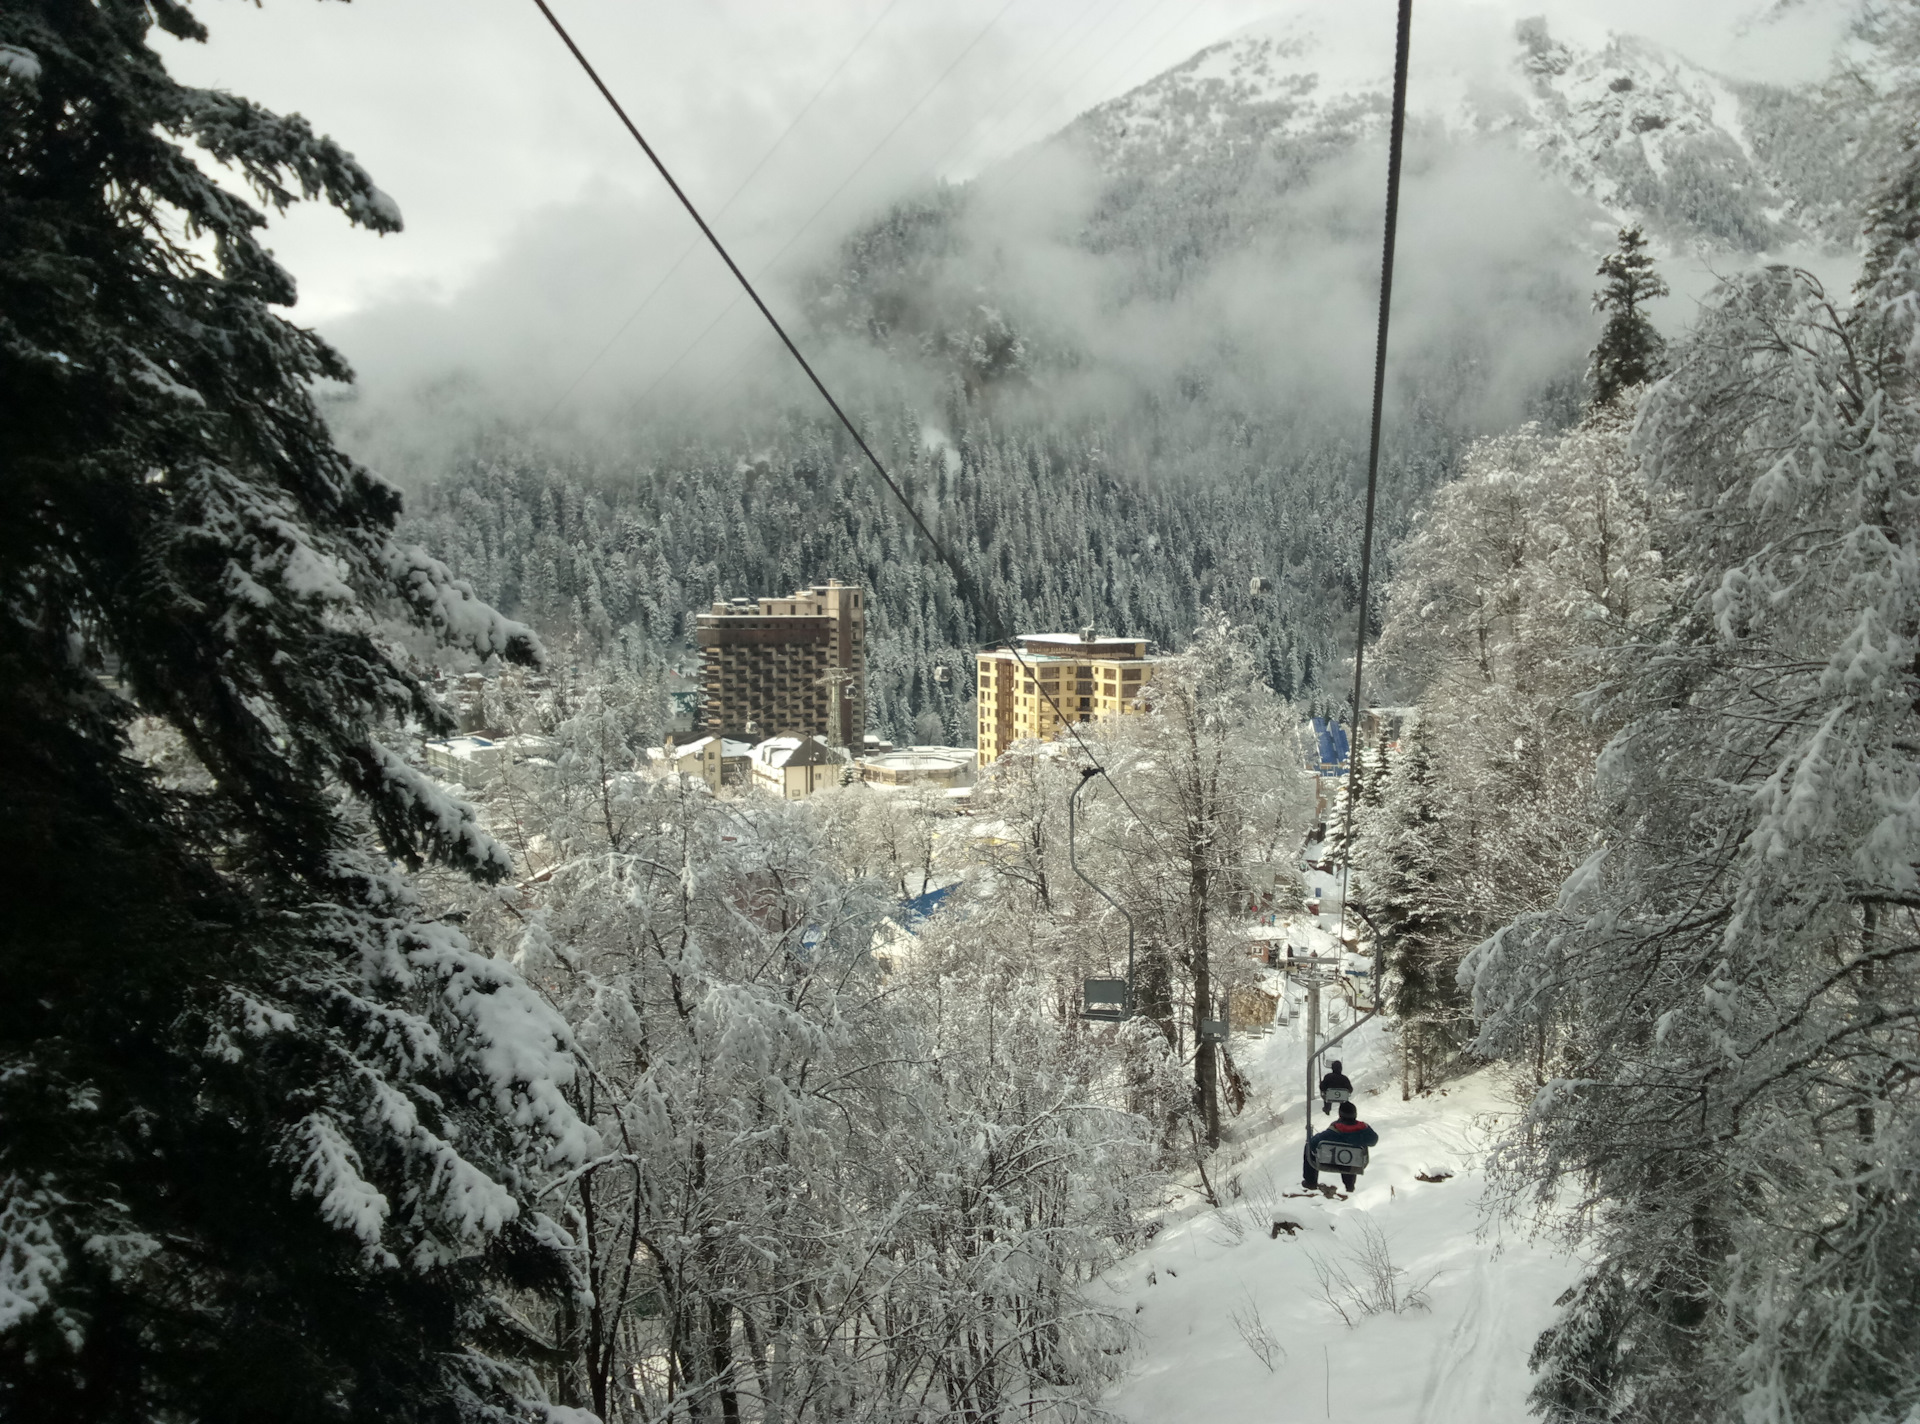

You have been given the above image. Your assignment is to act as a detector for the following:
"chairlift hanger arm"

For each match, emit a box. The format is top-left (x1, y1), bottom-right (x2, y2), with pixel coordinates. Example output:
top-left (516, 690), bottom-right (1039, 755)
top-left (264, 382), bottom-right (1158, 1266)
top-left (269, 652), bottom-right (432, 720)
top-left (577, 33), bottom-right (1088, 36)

top-left (1070, 766), bottom-right (1137, 1018)
top-left (1316, 1002), bottom-right (1377, 1060)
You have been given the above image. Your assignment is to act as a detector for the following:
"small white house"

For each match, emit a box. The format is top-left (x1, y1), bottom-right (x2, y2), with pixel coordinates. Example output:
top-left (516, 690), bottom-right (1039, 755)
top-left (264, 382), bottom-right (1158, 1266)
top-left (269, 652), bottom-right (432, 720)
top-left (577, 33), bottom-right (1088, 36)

top-left (424, 734), bottom-right (508, 779)
top-left (749, 735), bottom-right (842, 799)
top-left (424, 733), bottom-right (559, 785)
top-left (653, 735), bottom-right (753, 794)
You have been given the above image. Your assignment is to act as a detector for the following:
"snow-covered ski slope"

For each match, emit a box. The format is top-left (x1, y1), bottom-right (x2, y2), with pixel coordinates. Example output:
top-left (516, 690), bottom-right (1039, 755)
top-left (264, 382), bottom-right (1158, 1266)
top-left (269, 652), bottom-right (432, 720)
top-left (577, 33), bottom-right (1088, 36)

top-left (1100, 1014), bottom-right (1580, 1423)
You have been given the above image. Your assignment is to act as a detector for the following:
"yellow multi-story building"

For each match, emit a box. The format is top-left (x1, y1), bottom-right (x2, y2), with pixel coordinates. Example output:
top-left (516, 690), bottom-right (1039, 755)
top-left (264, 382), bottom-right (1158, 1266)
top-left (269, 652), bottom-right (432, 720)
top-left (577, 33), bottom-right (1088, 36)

top-left (976, 630), bottom-right (1159, 764)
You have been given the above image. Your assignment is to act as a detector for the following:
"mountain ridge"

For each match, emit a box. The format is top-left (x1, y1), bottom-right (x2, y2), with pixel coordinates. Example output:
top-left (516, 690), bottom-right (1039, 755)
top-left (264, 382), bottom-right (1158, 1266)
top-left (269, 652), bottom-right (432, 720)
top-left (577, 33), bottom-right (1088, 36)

top-left (1067, 5), bottom-right (1867, 257)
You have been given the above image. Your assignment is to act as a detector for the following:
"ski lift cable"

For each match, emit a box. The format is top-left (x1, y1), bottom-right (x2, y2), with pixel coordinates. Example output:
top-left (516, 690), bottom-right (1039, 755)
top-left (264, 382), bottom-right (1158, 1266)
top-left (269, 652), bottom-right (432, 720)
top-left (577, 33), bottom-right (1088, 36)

top-left (634, 0), bottom-right (1179, 425)
top-left (622, 0), bottom-right (1113, 431)
top-left (1335, 0), bottom-right (1411, 948)
top-left (1302, 0), bottom-right (1409, 1153)
top-left (534, 0), bottom-right (907, 428)
top-left (927, 0), bottom-right (1108, 178)
top-left (610, 0), bottom-right (1107, 428)
top-left (528, 0), bottom-right (1176, 870)
top-left (612, 0), bottom-right (1180, 432)
top-left (554, 0), bottom-right (1025, 421)
top-left (985, 0), bottom-right (1191, 180)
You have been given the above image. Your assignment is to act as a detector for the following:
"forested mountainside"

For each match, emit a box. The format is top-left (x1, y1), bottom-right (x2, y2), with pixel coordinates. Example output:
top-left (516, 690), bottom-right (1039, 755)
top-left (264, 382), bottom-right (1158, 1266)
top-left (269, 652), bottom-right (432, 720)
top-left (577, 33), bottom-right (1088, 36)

top-left (398, 400), bottom-right (1459, 742)
top-left (398, 6), bottom-right (1876, 743)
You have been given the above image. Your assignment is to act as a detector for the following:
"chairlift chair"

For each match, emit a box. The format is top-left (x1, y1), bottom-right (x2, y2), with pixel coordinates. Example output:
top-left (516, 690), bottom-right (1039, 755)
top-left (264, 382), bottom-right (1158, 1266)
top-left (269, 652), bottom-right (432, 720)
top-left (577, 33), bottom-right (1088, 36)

top-left (1199, 1018), bottom-right (1229, 1046)
top-left (1070, 769), bottom-right (1138, 1024)
top-left (1313, 1139), bottom-right (1370, 1175)
top-left (1323, 1087), bottom-right (1351, 1105)
top-left (1081, 978), bottom-right (1131, 1023)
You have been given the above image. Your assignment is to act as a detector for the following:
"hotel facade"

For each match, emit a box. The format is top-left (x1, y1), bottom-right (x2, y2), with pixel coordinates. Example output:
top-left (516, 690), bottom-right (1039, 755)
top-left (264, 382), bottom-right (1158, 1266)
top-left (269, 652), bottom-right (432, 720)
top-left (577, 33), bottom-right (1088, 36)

top-left (975, 630), bottom-right (1159, 763)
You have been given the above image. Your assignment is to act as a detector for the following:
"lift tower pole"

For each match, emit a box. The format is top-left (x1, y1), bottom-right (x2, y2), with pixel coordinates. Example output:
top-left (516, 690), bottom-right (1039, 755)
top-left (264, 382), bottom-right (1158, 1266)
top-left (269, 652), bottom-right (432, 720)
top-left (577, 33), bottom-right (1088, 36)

top-left (1304, 966), bottom-right (1321, 1139)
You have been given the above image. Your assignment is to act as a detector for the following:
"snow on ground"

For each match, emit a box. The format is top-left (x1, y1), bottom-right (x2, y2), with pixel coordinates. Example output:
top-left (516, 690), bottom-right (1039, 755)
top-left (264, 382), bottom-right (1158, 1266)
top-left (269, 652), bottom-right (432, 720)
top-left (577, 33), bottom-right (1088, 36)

top-left (1100, 1007), bottom-right (1581, 1424)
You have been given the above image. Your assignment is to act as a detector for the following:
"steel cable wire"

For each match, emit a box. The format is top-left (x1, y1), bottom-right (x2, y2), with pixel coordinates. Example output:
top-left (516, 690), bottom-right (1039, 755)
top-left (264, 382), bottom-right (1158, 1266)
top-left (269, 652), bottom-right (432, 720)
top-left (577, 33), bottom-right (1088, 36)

top-left (528, 0), bottom-right (1177, 868)
top-left (535, 0), bottom-right (906, 427)
top-left (1334, 0), bottom-right (1413, 947)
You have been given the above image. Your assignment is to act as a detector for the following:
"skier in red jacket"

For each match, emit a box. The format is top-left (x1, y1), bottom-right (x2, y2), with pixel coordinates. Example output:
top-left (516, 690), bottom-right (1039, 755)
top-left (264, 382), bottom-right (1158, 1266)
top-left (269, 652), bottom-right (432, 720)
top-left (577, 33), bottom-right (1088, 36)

top-left (1302, 1101), bottom-right (1378, 1192)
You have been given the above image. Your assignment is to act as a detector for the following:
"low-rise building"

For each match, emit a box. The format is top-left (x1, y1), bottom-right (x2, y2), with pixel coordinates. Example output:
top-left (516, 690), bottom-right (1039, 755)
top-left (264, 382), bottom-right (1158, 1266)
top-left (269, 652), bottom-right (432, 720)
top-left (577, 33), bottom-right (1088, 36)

top-left (425, 734), bottom-right (507, 779)
top-left (856, 746), bottom-right (977, 791)
top-left (749, 735), bottom-right (843, 799)
top-left (424, 733), bottom-right (558, 783)
top-left (976, 629), bottom-right (1160, 764)
top-left (654, 735), bottom-right (753, 794)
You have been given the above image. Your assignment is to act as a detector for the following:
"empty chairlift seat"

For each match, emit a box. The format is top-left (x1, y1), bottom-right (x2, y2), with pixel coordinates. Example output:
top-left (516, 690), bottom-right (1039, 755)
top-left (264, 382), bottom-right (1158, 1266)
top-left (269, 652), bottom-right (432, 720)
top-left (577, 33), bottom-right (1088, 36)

top-left (1081, 978), bottom-right (1130, 1022)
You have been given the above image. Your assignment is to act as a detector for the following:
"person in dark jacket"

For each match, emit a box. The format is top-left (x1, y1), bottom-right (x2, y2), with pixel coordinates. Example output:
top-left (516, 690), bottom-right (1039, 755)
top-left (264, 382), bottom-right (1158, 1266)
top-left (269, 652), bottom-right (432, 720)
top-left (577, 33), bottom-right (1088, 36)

top-left (1303, 1101), bottom-right (1378, 1192)
top-left (1319, 1060), bottom-right (1353, 1114)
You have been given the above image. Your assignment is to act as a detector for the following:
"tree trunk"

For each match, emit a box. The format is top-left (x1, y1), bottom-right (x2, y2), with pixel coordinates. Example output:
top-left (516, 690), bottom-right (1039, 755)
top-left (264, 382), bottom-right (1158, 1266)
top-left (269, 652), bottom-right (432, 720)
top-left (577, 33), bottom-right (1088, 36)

top-left (1193, 858), bottom-right (1219, 1148)
top-left (1401, 1021), bottom-right (1413, 1101)
top-left (709, 1300), bottom-right (740, 1424)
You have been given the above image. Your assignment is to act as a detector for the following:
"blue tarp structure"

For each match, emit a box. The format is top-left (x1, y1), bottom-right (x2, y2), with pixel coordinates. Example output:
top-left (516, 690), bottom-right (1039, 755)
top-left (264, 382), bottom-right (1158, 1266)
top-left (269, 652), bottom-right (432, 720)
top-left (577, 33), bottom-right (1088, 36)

top-left (900, 884), bottom-right (955, 929)
top-left (1310, 716), bottom-right (1349, 771)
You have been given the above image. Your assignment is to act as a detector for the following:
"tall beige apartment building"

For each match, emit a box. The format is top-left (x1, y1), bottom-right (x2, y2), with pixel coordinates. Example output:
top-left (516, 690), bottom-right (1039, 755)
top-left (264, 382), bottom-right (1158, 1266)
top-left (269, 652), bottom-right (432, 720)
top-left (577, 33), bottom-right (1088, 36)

top-left (976, 630), bottom-right (1158, 764)
top-left (697, 581), bottom-right (866, 745)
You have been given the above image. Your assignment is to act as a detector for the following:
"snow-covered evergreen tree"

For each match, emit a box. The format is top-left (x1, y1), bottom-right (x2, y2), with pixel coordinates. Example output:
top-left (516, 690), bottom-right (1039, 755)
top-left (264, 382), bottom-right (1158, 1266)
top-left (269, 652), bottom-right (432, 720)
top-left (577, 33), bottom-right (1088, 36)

top-left (1467, 116), bottom-right (1920, 1424)
top-left (1357, 718), bottom-right (1467, 1097)
top-left (0, 7), bottom-right (589, 1419)
top-left (1588, 225), bottom-right (1669, 408)
top-left (1364, 411), bottom-right (1666, 1092)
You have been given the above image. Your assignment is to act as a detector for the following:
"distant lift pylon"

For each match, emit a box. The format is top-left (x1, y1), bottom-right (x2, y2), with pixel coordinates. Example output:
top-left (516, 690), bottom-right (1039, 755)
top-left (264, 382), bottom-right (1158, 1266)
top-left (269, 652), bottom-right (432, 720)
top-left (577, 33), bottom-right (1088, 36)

top-left (1070, 767), bottom-right (1136, 1022)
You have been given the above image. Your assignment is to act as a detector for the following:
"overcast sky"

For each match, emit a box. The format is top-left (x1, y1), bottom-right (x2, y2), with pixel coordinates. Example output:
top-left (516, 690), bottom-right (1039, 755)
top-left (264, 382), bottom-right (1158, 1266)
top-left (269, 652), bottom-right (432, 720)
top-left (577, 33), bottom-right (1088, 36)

top-left (165, 0), bottom-right (1853, 324)
top-left (155, 0), bottom-right (1858, 461)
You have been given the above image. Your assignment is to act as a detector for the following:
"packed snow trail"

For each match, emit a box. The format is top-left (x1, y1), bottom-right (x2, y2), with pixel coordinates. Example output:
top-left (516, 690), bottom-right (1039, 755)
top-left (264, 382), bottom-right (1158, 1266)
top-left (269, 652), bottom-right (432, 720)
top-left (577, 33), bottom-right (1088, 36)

top-left (1100, 1014), bottom-right (1579, 1424)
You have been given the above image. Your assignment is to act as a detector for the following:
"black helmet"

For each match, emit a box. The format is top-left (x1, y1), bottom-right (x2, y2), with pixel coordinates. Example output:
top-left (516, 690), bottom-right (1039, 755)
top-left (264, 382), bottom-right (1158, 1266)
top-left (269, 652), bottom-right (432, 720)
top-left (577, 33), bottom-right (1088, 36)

top-left (1338, 1101), bottom-right (1358, 1121)
top-left (1330, 1060), bottom-right (1342, 1073)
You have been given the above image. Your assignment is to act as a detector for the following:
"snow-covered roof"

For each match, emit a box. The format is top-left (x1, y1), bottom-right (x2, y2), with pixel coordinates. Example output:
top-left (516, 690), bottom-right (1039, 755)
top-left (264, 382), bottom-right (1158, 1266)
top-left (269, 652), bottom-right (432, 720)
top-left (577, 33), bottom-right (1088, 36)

top-left (425, 735), bottom-right (501, 761)
top-left (866, 751), bottom-right (970, 773)
top-left (751, 735), bottom-right (835, 769)
top-left (674, 736), bottom-right (752, 759)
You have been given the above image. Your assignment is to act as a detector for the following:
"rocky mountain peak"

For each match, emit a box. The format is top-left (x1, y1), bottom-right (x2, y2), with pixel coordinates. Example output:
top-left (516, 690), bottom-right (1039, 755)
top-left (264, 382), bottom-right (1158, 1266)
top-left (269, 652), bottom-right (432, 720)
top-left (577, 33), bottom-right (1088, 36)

top-left (1070, 4), bottom-right (1863, 254)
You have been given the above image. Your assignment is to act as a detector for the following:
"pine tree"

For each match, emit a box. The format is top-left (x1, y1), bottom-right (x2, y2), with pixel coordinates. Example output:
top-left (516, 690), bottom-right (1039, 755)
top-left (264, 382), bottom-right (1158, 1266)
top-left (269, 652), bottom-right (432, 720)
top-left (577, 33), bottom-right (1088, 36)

top-left (1, 6), bottom-right (588, 1420)
top-left (1588, 224), bottom-right (1668, 408)
top-left (1361, 719), bottom-right (1464, 1096)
